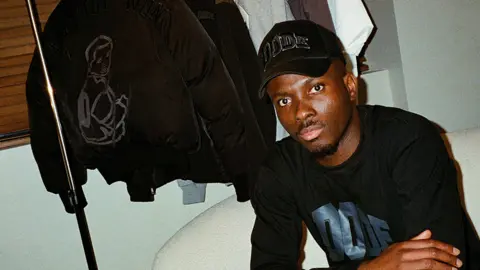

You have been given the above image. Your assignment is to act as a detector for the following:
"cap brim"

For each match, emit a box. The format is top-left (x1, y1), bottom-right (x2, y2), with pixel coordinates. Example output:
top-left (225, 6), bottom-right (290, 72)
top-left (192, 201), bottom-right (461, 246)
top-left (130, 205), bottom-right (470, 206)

top-left (258, 57), bottom-right (331, 99)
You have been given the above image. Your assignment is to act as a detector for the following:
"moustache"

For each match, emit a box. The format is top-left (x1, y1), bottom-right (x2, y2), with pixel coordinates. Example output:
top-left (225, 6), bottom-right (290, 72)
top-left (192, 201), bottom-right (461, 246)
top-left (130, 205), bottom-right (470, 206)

top-left (297, 119), bottom-right (326, 135)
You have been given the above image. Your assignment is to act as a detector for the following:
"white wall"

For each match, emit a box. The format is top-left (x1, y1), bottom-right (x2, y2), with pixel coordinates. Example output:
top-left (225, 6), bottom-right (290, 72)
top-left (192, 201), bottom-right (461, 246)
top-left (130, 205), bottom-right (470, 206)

top-left (363, 0), bottom-right (408, 110)
top-left (362, 69), bottom-right (395, 107)
top-left (393, 0), bottom-right (480, 132)
top-left (0, 145), bottom-right (235, 270)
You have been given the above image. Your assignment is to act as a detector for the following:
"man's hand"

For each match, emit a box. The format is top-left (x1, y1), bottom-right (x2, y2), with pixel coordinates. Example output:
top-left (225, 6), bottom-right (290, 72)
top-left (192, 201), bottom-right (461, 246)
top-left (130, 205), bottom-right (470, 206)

top-left (358, 230), bottom-right (462, 269)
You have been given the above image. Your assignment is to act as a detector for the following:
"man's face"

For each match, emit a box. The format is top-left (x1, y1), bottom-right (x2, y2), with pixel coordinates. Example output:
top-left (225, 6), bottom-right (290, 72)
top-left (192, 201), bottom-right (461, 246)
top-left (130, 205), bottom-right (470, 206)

top-left (266, 61), bottom-right (357, 156)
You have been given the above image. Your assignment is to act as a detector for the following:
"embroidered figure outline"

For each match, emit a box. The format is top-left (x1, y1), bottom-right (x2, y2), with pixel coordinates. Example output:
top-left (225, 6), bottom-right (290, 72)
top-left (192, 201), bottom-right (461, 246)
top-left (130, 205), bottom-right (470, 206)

top-left (77, 35), bottom-right (128, 145)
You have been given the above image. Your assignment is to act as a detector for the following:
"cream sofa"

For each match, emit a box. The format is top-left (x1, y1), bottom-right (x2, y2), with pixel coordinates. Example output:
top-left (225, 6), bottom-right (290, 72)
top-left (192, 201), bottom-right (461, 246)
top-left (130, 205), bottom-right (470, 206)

top-left (152, 127), bottom-right (480, 270)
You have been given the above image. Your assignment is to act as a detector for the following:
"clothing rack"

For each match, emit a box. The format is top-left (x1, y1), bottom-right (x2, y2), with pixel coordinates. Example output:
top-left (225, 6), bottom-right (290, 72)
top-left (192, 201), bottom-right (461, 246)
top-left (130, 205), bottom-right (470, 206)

top-left (24, 0), bottom-right (98, 269)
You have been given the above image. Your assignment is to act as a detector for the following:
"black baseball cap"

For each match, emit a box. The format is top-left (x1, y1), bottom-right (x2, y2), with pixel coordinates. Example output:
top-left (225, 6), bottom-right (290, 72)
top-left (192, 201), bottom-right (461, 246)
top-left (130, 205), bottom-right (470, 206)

top-left (258, 20), bottom-right (345, 98)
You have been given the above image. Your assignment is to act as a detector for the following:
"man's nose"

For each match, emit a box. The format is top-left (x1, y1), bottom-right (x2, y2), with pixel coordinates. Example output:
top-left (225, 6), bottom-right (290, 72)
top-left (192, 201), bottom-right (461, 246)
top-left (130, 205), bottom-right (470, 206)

top-left (295, 100), bottom-right (315, 122)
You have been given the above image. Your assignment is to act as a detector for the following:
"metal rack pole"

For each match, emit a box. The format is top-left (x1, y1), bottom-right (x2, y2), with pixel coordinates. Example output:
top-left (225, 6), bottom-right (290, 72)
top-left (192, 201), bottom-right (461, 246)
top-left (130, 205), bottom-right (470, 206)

top-left (24, 0), bottom-right (98, 269)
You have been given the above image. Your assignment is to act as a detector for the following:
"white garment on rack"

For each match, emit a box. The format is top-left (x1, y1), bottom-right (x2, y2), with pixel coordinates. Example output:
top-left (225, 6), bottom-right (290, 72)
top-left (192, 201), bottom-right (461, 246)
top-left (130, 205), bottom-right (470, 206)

top-left (177, 180), bottom-right (207, 205)
top-left (233, 0), bottom-right (294, 141)
top-left (233, 0), bottom-right (295, 53)
top-left (327, 0), bottom-right (374, 76)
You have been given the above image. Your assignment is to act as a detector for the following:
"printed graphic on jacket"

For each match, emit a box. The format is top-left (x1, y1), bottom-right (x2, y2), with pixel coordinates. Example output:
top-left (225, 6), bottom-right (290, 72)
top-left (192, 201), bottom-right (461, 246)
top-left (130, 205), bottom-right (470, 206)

top-left (312, 202), bottom-right (392, 262)
top-left (77, 35), bottom-right (129, 145)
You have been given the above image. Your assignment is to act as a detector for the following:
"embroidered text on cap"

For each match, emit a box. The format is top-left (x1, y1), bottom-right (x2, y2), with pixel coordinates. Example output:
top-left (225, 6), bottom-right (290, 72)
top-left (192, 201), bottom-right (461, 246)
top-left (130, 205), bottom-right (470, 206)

top-left (261, 33), bottom-right (310, 70)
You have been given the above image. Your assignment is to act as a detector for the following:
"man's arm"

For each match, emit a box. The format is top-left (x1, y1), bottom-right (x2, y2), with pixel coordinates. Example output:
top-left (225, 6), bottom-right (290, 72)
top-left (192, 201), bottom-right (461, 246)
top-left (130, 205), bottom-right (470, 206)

top-left (392, 125), bottom-right (466, 254)
top-left (359, 122), bottom-right (465, 269)
top-left (251, 166), bottom-right (372, 270)
top-left (250, 167), bottom-right (303, 270)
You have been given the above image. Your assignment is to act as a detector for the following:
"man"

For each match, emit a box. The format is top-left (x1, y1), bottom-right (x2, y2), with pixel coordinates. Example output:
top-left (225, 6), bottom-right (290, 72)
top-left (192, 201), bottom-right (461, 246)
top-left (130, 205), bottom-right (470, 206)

top-left (250, 20), bottom-right (479, 269)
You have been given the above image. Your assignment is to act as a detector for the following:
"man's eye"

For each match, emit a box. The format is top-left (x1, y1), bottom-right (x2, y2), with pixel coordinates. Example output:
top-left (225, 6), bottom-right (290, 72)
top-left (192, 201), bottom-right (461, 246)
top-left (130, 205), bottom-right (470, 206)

top-left (310, 84), bottom-right (324, 93)
top-left (278, 98), bottom-right (291, 107)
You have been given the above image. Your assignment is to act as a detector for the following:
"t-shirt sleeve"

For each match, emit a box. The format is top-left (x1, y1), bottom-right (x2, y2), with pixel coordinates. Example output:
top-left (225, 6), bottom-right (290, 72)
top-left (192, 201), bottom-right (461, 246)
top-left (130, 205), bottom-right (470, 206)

top-left (391, 123), bottom-right (468, 262)
top-left (250, 166), bottom-right (303, 270)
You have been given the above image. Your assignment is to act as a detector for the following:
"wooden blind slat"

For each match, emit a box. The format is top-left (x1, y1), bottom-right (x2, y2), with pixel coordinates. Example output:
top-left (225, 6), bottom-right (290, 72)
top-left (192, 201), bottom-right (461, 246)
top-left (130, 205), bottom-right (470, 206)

top-left (0, 26), bottom-right (34, 40)
top-left (0, 54), bottom-right (33, 68)
top-left (0, 0), bottom-right (58, 9)
top-left (0, 123), bottom-right (29, 135)
top-left (0, 103), bottom-right (27, 117)
top-left (0, 85), bottom-right (26, 98)
top-left (0, 35), bottom-right (35, 50)
top-left (0, 44), bottom-right (36, 58)
top-left (0, 64), bottom-right (30, 78)
top-left (0, 137), bottom-right (30, 150)
top-left (0, 112), bottom-right (29, 134)
top-left (0, 3), bottom-right (57, 19)
top-left (0, 93), bottom-right (25, 107)
top-left (0, 14), bottom-right (49, 30)
top-left (0, 74), bottom-right (27, 88)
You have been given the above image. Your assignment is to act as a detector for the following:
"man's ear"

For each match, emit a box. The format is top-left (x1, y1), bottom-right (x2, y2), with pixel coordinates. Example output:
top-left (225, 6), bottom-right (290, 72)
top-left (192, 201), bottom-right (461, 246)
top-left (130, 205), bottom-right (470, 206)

top-left (343, 72), bottom-right (358, 102)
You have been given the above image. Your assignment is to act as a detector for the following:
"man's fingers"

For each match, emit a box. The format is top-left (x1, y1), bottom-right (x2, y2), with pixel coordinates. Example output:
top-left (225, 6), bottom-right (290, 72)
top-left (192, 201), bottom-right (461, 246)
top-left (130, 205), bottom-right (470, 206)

top-left (401, 248), bottom-right (462, 268)
top-left (411, 230), bottom-right (432, 240)
top-left (400, 259), bottom-right (458, 270)
top-left (400, 239), bottom-right (460, 256)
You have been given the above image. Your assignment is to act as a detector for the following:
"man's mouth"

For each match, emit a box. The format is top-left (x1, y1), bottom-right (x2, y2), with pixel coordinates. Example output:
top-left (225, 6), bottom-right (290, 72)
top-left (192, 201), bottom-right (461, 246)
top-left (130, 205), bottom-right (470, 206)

top-left (298, 125), bottom-right (324, 142)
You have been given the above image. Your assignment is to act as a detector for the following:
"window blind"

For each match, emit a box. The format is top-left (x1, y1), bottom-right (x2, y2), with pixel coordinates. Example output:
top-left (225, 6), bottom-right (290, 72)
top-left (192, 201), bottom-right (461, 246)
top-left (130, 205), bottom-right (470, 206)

top-left (0, 0), bottom-right (58, 143)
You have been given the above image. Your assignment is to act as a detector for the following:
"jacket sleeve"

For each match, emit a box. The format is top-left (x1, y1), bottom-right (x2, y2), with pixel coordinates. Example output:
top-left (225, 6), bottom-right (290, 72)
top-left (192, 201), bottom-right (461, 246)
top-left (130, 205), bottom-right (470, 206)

top-left (391, 124), bottom-right (469, 266)
top-left (26, 50), bottom-right (87, 214)
top-left (156, 0), bottom-right (248, 177)
top-left (250, 166), bottom-right (303, 270)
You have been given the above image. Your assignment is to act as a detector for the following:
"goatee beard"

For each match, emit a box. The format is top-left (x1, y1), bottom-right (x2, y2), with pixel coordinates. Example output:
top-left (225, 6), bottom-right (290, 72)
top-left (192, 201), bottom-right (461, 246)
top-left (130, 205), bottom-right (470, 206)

top-left (310, 142), bottom-right (340, 158)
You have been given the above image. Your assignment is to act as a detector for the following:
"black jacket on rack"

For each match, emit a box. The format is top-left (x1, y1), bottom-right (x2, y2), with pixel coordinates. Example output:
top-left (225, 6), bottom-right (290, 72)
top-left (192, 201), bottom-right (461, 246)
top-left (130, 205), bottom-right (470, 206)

top-left (214, 2), bottom-right (277, 155)
top-left (185, 0), bottom-right (277, 199)
top-left (26, 0), bottom-right (249, 213)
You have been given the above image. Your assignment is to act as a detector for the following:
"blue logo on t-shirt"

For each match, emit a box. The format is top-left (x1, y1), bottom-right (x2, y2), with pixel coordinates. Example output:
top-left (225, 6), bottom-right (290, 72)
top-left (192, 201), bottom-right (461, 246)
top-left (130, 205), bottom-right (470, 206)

top-left (312, 202), bottom-right (392, 262)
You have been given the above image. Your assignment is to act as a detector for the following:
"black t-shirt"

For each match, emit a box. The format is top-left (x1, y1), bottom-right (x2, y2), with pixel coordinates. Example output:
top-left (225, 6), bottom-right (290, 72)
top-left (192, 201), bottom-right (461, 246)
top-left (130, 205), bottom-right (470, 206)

top-left (250, 105), bottom-right (480, 270)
